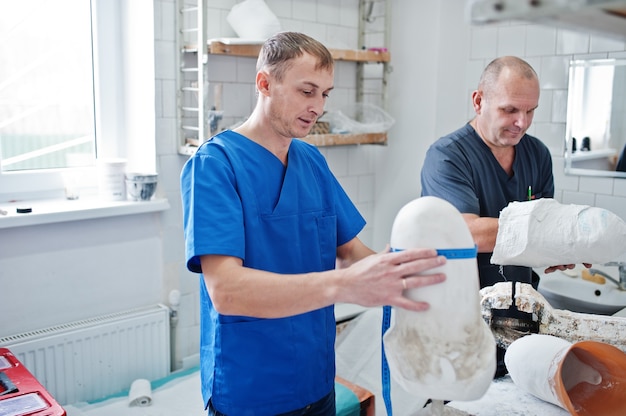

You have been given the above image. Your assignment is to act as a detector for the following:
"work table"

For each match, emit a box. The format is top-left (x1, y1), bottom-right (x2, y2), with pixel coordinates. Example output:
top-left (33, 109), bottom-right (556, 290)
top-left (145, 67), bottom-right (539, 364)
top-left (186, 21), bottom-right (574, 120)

top-left (447, 375), bottom-right (569, 416)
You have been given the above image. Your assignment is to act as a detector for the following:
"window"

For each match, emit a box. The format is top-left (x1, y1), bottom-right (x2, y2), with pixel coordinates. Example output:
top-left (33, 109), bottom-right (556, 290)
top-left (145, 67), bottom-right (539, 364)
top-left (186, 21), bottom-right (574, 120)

top-left (0, 0), bottom-right (96, 173)
top-left (0, 0), bottom-right (155, 201)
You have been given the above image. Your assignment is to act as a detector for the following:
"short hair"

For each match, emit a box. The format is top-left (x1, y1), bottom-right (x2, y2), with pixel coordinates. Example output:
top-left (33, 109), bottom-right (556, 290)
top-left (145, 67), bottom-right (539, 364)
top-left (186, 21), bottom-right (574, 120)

top-left (478, 56), bottom-right (537, 95)
top-left (256, 32), bottom-right (334, 81)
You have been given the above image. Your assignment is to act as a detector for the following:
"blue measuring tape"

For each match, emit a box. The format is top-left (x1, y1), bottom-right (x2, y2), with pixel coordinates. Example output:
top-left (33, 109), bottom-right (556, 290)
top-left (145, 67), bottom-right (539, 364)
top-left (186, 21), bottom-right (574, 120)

top-left (381, 245), bottom-right (477, 416)
top-left (381, 305), bottom-right (394, 415)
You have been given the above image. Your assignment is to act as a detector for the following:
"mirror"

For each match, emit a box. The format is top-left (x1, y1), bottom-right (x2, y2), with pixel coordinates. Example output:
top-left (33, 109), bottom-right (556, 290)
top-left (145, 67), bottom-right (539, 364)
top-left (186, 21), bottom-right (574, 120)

top-left (565, 58), bottom-right (626, 178)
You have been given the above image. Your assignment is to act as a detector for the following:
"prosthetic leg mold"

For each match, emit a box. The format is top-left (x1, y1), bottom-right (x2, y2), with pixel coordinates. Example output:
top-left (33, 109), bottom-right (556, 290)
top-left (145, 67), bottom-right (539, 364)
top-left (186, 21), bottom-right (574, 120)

top-left (383, 196), bottom-right (496, 401)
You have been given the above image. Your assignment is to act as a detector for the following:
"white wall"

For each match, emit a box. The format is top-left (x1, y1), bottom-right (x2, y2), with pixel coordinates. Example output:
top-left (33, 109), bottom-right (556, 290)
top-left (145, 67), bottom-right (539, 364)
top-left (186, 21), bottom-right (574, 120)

top-left (3, 0), bottom-right (626, 374)
top-left (0, 214), bottom-right (164, 336)
top-left (372, 1), bottom-right (451, 248)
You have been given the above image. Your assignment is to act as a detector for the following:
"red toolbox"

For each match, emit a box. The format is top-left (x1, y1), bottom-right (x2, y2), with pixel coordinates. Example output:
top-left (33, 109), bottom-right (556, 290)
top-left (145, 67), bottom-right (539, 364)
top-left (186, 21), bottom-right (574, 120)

top-left (0, 348), bottom-right (66, 416)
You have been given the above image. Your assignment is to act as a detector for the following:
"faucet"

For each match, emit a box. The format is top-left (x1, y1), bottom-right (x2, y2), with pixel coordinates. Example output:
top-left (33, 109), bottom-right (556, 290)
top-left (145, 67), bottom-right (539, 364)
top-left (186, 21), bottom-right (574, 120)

top-left (589, 262), bottom-right (626, 291)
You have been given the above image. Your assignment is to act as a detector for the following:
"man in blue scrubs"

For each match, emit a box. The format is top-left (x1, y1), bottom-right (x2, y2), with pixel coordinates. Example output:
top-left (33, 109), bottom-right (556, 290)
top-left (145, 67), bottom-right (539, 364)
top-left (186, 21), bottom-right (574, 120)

top-left (181, 32), bottom-right (447, 416)
top-left (420, 56), bottom-right (578, 378)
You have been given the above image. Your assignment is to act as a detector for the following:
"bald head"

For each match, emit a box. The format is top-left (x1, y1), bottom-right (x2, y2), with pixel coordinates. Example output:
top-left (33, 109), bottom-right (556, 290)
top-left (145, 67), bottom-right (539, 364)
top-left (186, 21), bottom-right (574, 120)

top-left (478, 56), bottom-right (538, 97)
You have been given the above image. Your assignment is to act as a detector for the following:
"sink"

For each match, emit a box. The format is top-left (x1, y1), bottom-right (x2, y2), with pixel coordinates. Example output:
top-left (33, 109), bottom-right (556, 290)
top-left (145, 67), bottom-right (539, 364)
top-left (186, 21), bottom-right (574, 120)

top-left (537, 266), bottom-right (626, 315)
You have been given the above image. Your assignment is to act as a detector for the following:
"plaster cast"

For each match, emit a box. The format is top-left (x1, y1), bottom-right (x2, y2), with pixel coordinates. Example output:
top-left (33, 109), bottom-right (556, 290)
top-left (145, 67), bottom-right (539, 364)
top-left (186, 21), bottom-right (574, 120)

top-left (384, 196), bottom-right (496, 401)
top-left (491, 199), bottom-right (626, 267)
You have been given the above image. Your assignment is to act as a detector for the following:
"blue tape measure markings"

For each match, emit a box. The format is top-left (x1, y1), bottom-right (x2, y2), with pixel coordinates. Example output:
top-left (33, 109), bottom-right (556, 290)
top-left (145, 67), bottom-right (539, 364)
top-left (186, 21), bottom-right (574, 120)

top-left (391, 245), bottom-right (477, 259)
top-left (381, 305), bottom-right (393, 416)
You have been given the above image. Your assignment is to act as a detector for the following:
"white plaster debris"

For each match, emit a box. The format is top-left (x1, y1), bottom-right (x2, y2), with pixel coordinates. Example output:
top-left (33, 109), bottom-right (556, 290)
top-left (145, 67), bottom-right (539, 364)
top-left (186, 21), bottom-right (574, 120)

top-left (481, 282), bottom-right (626, 352)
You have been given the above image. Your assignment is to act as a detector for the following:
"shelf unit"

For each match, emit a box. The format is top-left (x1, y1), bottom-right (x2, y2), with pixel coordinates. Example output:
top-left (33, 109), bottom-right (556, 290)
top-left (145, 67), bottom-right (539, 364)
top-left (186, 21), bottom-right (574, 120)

top-left (204, 40), bottom-right (390, 62)
top-left (176, 0), bottom-right (391, 156)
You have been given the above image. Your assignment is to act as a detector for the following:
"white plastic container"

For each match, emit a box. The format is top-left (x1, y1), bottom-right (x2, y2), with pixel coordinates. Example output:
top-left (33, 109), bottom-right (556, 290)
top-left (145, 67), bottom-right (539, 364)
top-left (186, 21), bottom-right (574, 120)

top-left (97, 158), bottom-right (127, 200)
top-left (125, 173), bottom-right (158, 201)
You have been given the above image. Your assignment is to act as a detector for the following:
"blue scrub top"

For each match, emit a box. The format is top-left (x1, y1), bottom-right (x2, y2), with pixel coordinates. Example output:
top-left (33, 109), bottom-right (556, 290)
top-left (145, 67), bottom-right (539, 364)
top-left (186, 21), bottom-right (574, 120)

top-left (420, 123), bottom-right (554, 287)
top-left (181, 130), bottom-right (365, 415)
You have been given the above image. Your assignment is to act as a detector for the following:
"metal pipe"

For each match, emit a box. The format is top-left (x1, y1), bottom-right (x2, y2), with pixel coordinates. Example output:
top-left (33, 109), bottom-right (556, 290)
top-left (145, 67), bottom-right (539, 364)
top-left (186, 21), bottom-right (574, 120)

top-left (169, 289), bottom-right (181, 371)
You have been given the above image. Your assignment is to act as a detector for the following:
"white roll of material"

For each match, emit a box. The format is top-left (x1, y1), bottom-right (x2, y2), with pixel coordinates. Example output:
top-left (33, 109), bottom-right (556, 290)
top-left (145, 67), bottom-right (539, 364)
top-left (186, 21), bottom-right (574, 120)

top-left (128, 378), bottom-right (152, 407)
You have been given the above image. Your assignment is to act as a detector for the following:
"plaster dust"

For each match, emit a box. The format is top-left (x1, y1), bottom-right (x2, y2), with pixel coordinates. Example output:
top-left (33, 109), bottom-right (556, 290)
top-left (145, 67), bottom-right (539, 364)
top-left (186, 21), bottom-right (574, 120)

top-left (446, 375), bottom-right (569, 416)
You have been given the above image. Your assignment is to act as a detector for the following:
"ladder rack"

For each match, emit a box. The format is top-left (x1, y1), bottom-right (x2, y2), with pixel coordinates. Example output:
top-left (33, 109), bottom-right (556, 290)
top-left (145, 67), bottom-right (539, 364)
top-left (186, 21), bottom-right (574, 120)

top-left (176, 0), bottom-right (209, 153)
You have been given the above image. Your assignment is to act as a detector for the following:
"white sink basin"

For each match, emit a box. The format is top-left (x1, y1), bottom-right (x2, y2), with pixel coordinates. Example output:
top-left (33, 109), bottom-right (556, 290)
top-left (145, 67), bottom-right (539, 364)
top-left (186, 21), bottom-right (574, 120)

top-left (537, 267), bottom-right (626, 315)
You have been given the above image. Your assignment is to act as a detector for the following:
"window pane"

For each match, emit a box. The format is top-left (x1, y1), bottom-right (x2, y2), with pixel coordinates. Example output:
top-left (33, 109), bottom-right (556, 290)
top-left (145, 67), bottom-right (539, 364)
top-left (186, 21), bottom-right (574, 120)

top-left (0, 0), bottom-right (96, 172)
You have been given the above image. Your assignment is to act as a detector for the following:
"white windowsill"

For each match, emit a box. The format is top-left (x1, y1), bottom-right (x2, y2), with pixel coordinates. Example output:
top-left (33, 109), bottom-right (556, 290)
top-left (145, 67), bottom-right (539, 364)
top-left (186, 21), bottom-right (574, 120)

top-left (0, 197), bottom-right (170, 229)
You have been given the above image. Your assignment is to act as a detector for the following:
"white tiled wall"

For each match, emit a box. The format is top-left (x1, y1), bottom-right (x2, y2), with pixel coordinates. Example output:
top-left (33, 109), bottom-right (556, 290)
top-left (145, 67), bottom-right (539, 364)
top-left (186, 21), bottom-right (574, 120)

top-left (154, 0), bottom-right (626, 368)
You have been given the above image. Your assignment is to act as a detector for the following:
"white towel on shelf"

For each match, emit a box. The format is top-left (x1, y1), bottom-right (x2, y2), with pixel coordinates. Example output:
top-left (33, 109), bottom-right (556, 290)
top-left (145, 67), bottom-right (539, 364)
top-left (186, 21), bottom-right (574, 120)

top-left (491, 199), bottom-right (626, 268)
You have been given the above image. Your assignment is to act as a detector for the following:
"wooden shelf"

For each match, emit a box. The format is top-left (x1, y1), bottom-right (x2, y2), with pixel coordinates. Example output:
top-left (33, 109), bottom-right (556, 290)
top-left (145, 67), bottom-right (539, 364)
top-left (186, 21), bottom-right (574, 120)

top-left (199, 40), bottom-right (391, 63)
top-left (303, 132), bottom-right (387, 146)
top-left (178, 132), bottom-right (387, 156)
top-left (177, 39), bottom-right (391, 156)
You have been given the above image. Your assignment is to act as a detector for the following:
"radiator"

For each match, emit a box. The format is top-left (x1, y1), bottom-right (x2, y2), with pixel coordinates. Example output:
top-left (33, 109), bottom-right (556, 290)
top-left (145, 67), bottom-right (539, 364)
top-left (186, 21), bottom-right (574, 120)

top-left (0, 304), bottom-right (171, 406)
